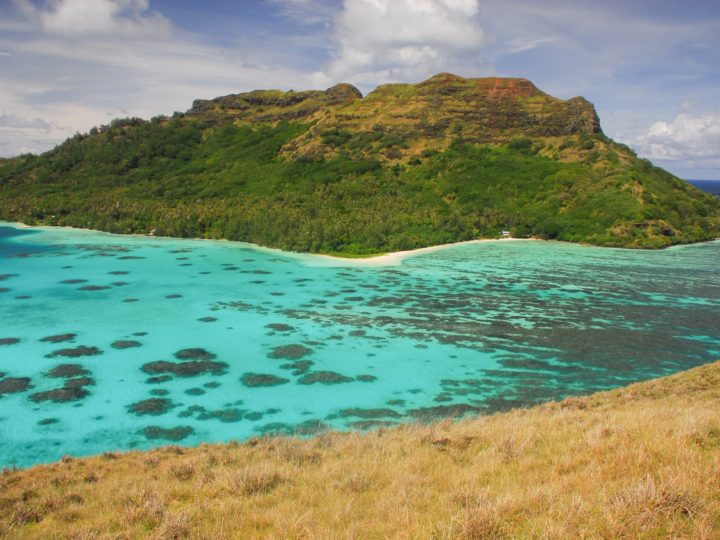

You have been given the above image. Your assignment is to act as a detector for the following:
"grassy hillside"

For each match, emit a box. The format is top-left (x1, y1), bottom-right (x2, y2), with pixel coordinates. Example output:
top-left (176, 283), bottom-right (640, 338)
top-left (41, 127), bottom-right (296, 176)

top-left (2, 361), bottom-right (719, 538)
top-left (1, 74), bottom-right (719, 254)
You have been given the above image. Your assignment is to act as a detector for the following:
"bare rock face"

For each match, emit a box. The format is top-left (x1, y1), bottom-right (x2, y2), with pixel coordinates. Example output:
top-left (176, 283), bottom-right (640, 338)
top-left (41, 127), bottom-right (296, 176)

top-left (351, 74), bottom-right (602, 141)
top-left (187, 83), bottom-right (362, 125)
top-left (323, 83), bottom-right (363, 104)
top-left (186, 73), bottom-right (600, 155)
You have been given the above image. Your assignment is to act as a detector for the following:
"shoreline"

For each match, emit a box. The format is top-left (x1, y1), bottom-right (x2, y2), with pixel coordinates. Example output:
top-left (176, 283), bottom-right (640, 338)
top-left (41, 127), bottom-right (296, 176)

top-left (2, 220), bottom-right (540, 266)
top-left (4, 220), bottom-right (716, 267)
top-left (305, 237), bottom-right (538, 266)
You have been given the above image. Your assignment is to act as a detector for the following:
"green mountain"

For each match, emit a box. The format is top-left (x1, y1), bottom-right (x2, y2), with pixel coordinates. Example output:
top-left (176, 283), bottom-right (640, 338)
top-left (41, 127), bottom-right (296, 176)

top-left (1, 73), bottom-right (718, 255)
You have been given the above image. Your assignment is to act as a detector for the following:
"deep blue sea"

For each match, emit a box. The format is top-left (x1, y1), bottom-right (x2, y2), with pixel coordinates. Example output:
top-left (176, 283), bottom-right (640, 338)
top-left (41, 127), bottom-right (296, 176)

top-left (688, 179), bottom-right (720, 195)
top-left (1, 222), bottom-right (719, 468)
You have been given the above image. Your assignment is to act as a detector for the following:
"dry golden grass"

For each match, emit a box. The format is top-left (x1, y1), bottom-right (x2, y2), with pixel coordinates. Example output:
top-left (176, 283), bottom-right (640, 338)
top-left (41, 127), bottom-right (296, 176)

top-left (2, 361), bottom-right (720, 539)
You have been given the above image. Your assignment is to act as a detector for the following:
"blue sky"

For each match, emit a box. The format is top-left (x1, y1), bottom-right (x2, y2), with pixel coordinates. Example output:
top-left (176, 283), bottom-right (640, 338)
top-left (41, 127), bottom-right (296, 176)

top-left (1, 0), bottom-right (718, 178)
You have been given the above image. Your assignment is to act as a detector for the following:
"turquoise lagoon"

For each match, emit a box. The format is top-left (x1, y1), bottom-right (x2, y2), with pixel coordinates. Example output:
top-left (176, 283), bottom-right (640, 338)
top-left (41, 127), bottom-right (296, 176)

top-left (0, 222), bottom-right (718, 468)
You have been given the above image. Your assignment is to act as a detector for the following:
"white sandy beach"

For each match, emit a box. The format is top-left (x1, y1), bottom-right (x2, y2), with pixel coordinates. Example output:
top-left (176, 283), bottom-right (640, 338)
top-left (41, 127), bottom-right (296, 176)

top-left (305, 237), bottom-right (537, 267)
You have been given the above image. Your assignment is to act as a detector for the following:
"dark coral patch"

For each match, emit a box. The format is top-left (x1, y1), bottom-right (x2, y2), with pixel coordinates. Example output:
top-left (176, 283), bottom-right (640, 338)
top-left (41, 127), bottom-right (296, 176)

top-left (128, 398), bottom-right (175, 416)
top-left (142, 360), bottom-right (227, 378)
top-left (407, 403), bottom-right (482, 421)
top-left (165, 294), bottom-right (182, 299)
top-left (111, 282), bottom-right (128, 287)
top-left (240, 373), bottom-right (290, 388)
top-left (122, 298), bottom-right (139, 303)
top-left (197, 408), bottom-right (244, 422)
top-left (356, 374), bottom-right (377, 383)
top-left (204, 381), bottom-right (221, 389)
top-left (45, 346), bottom-right (102, 358)
top-left (0, 288), bottom-right (10, 293)
top-left (268, 344), bottom-right (312, 360)
top-left (133, 332), bottom-right (148, 336)
top-left (29, 386), bottom-right (89, 403)
top-left (0, 338), bottom-right (20, 346)
top-left (46, 364), bottom-right (90, 379)
top-left (111, 340), bottom-right (142, 350)
top-left (498, 358), bottom-right (553, 370)
top-left (348, 420), bottom-right (398, 430)
top-left (146, 375), bottom-right (172, 384)
top-left (184, 388), bottom-right (205, 396)
top-left (177, 405), bottom-right (203, 418)
top-left (150, 389), bottom-right (169, 396)
top-left (142, 426), bottom-right (194, 441)
top-left (174, 348), bottom-right (216, 361)
top-left (197, 317), bottom-right (217, 323)
top-left (297, 371), bottom-right (353, 385)
top-left (38, 418), bottom-right (59, 426)
top-left (63, 377), bottom-right (94, 389)
top-left (180, 404), bottom-right (248, 422)
top-left (26, 366), bottom-right (93, 403)
top-left (78, 285), bottom-right (111, 291)
top-left (0, 274), bottom-right (18, 281)
top-left (266, 323), bottom-right (295, 332)
top-left (109, 271), bottom-right (129, 275)
top-left (40, 333), bottom-right (77, 343)
top-left (60, 279), bottom-right (87, 284)
top-left (0, 377), bottom-right (32, 396)
top-left (254, 419), bottom-right (329, 436)
top-left (336, 408), bottom-right (401, 419)
top-left (118, 256), bottom-right (145, 260)
top-left (278, 360), bottom-right (313, 375)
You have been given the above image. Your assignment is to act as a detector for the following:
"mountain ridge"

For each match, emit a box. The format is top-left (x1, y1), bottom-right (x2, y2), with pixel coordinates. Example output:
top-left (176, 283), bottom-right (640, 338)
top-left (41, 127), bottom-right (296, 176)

top-left (187, 73), bottom-right (602, 163)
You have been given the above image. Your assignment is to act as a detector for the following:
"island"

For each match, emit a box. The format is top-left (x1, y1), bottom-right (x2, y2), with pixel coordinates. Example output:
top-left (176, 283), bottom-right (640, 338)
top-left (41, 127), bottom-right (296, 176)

top-left (1, 73), bottom-right (718, 256)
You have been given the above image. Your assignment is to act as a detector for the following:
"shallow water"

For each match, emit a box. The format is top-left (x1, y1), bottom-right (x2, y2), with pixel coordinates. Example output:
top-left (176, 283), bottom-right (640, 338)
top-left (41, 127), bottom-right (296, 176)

top-left (0, 222), bottom-right (718, 468)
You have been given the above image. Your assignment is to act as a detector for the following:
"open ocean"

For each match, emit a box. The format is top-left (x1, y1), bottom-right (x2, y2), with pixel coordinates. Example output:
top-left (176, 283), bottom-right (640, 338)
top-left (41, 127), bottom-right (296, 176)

top-left (688, 179), bottom-right (720, 195)
top-left (1, 222), bottom-right (719, 468)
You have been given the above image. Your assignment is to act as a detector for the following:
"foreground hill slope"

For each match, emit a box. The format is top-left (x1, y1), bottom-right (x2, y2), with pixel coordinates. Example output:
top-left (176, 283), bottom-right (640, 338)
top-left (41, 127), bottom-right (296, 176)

top-left (2, 361), bottom-right (719, 538)
top-left (1, 73), bottom-right (718, 254)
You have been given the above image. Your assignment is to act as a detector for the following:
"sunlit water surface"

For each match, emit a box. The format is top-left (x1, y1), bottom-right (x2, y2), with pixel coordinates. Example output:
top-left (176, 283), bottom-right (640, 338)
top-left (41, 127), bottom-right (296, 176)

top-left (1, 222), bottom-right (718, 468)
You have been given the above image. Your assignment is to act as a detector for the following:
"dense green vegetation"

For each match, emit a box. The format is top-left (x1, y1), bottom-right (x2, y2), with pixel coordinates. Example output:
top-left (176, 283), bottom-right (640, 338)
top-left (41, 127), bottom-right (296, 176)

top-left (1, 81), bottom-right (719, 255)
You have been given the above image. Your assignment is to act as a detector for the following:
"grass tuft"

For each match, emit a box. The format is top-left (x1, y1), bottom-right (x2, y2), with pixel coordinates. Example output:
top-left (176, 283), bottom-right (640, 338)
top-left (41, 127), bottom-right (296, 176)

top-left (225, 467), bottom-right (286, 496)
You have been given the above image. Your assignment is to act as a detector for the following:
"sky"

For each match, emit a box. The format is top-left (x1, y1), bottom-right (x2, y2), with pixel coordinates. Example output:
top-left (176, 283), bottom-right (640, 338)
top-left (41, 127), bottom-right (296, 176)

top-left (0, 0), bottom-right (718, 178)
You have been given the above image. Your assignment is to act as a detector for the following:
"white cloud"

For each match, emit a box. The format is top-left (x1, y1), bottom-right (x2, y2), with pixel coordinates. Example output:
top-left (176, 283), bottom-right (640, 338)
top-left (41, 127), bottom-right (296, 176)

top-left (0, 1), bottom-right (316, 157)
top-left (631, 111), bottom-right (720, 167)
top-left (0, 113), bottom-right (57, 130)
top-left (313, 0), bottom-right (484, 87)
top-left (502, 36), bottom-right (560, 55)
top-left (267, 0), bottom-right (338, 26)
top-left (0, 112), bottom-right (70, 156)
top-left (13, 0), bottom-right (171, 36)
